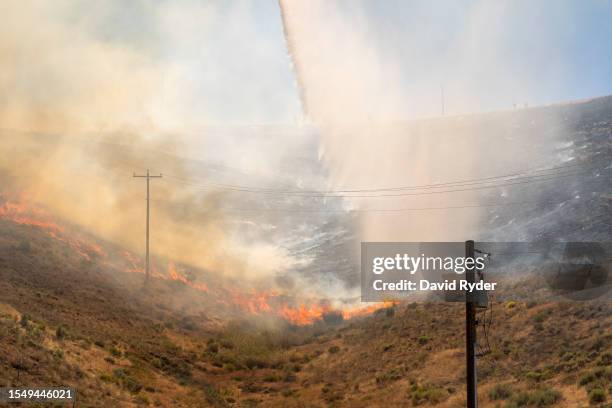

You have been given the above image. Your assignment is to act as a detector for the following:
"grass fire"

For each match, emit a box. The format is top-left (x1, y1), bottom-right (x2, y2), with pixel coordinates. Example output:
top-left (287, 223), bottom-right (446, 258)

top-left (0, 1), bottom-right (610, 407)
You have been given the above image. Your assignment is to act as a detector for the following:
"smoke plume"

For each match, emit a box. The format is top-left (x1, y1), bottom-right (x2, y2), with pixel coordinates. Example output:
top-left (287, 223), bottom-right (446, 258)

top-left (278, 0), bottom-right (570, 242)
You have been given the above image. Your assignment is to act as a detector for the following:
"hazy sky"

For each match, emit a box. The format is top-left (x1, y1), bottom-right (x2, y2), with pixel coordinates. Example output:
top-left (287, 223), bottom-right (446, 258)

top-left (2, 0), bottom-right (611, 128)
top-left (212, 0), bottom-right (608, 122)
top-left (147, 0), bottom-right (612, 123)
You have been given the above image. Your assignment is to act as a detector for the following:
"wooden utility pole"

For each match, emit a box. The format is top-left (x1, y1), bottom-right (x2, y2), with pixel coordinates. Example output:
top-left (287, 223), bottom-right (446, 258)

top-left (465, 240), bottom-right (478, 408)
top-left (133, 169), bottom-right (162, 284)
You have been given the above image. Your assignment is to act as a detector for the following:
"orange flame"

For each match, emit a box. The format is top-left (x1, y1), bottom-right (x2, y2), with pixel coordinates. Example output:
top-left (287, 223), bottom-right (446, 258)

top-left (1, 194), bottom-right (392, 326)
top-left (279, 303), bottom-right (330, 325)
top-left (341, 301), bottom-right (397, 320)
top-left (0, 195), bottom-right (107, 261)
top-left (167, 261), bottom-right (209, 292)
top-left (121, 250), bottom-right (145, 274)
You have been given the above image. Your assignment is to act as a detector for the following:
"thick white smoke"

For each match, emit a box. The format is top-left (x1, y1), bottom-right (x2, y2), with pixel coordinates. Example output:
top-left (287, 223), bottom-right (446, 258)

top-left (278, 0), bottom-right (569, 241)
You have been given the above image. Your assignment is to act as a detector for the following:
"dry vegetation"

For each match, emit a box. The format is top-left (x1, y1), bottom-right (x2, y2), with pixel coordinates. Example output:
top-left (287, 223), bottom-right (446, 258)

top-left (0, 220), bottom-right (610, 407)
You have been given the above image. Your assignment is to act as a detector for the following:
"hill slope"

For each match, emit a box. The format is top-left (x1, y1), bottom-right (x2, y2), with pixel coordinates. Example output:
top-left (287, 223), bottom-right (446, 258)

top-left (1, 219), bottom-right (610, 407)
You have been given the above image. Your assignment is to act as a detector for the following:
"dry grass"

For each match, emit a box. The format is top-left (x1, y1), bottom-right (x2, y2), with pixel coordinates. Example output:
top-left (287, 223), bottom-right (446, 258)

top-left (0, 220), bottom-right (610, 407)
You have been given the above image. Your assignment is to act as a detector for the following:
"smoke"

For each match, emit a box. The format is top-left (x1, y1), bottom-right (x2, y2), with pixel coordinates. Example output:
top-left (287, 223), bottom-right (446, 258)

top-left (0, 0), bottom-right (299, 131)
top-left (0, 1), bottom-right (156, 132)
top-left (0, 131), bottom-right (299, 282)
top-left (0, 0), bottom-right (589, 314)
top-left (279, 0), bottom-right (406, 124)
top-left (0, 0), bottom-right (308, 289)
top-left (278, 0), bottom-right (571, 242)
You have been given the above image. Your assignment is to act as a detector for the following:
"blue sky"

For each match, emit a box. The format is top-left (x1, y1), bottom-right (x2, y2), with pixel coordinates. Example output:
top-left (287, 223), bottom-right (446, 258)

top-left (361, 0), bottom-right (612, 103)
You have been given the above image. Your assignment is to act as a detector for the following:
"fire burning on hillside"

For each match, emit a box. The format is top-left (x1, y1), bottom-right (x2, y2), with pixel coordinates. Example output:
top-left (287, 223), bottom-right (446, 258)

top-left (0, 193), bottom-right (388, 326)
top-left (0, 194), bottom-right (106, 261)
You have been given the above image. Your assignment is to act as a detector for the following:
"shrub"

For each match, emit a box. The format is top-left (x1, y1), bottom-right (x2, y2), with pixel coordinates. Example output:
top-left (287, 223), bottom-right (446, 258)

top-left (593, 366), bottom-right (612, 381)
top-left (245, 357), bottom-right (268, 369)
top-left (597, 352), bottom-right (611, 367)
top-left (206, 343), bottom-right (219, 354)
top-left (202, 384), bottom-right (229, 407)
top-left (588, 388), bottom-right (605, 405)
top-left (288, 353), bottom-right (303, 363)
top-left (412, 388), bottom-right (444, 405)
top-left (135, 394), bottom-right (150, 405)
top-left (528, 388), bottom-right (562, 406)
top-left (212, 324), bottom-right (278, 370)
top-left (124, 376), bottom-right (143, 394)
top-left (263, 374), bottom-right (280, 382)
top-left (283, 372), bottom-right (297, 383)
top-left (220, 340), bottom-right (234, 349)
top-left (579, 367), bottom-right (611, 394)
top-left (375, 369), bottom-right (402, 386)
top-left (52, 349), bottom-right (64, 361)
top-left (532, 312), bottom-right (547, 323)
top-left (525, 369), bottom-right (552, 383)
top-left (328, 345), bottom-right (340, 354)
top-left (410, 384), bottom-right (447, 405)
top-left (489, 383), bottom-right (513, 400)
top-left (580, 371), bottom-right (597, 386)
top-left (418, 335), bottom-right (429, 345)
top-left (113, 368), bottom-right (127, 379)
top-left (178, 317), bottom-right (196, 331)
top-left (506, 388), bottom-right (563, 408)
top-left (99, 373), bottom-right (115, 383)
top-left (110, 368), bottom-right (143, 394)
top-left (512, 391), bottom-right (530, 406)
top-left (17, 240), bottom-right (31, 253)
top-left (55, 326), bottom-right (66, 340)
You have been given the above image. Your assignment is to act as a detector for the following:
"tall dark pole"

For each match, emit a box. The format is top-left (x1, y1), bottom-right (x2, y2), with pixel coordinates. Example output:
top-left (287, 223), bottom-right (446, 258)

top-left (134, 169), bottom-right (162, 284)
top-left (465, 240), bottom-right (478, 408)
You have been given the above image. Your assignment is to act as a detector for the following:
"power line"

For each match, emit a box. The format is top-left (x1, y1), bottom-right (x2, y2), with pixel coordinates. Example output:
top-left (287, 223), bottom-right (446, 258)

top-left (165, 167), bottom-right (582, 194)
top-left (163, 160), bottom-right (598, 194)
top-left (98, 155), bottom-right (607, 199)
top-left (94, 160), bottom-right (602, 213)
top-left (164, 169), bottom-right (606, 198)
top-left (191, 199), bottom-right (580, 214)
